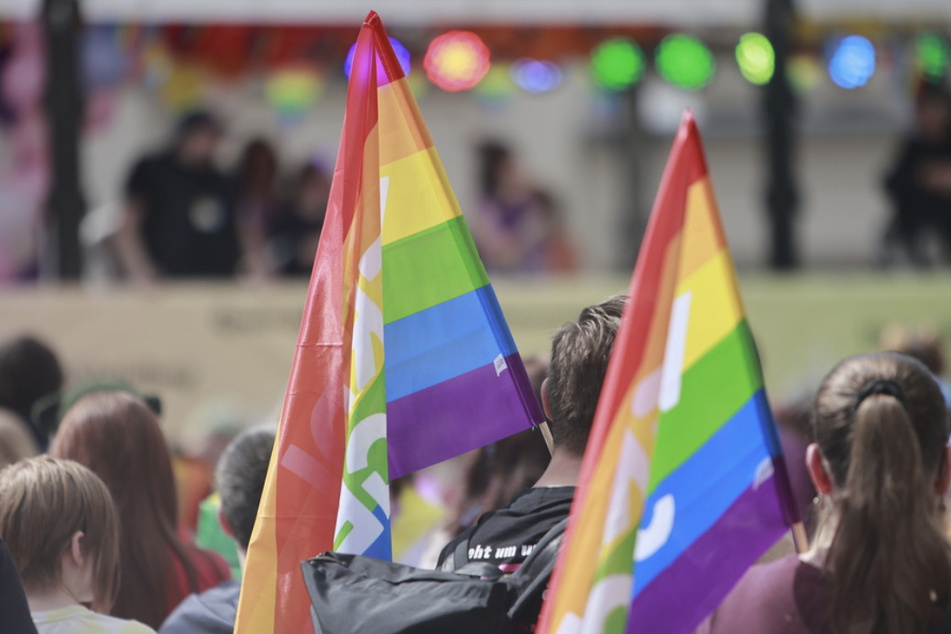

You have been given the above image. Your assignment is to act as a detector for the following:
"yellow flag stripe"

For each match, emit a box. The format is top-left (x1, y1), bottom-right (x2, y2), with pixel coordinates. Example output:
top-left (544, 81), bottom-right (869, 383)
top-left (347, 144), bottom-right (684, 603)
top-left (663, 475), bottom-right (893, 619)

top-left (381, 146), bottom-right (462, 246)
top-left (675, 248), bottom-right (744, 374)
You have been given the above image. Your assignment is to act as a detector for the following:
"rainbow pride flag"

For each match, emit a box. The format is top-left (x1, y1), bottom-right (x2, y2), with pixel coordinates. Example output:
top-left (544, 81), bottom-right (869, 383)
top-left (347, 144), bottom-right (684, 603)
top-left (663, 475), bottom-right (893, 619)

top-left (537, 112), bottom-right (798, 634)
top-left (235, 13), bottom-right (543, 634)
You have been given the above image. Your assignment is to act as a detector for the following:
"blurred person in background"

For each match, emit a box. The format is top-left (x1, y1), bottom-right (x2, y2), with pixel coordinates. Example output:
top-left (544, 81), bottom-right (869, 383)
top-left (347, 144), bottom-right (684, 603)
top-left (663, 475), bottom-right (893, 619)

top-left (882, 84), bottom-right (951, 267)
top-left (0, 409), bottom-right (38, 469)
top-left (881, 322), bottom-right (951, 405)
top-left (699, 352), bottom-right (951, 633)
top-left (49, 392), bottom-right (229, 629)
top-left (159, 427), bottom-right (274, 634)
top-left (232, 138), bottom-right (281, 280)
top-left (470, 140), bottom-right (547, 273)
top-left (525, 188), bottom-right (578, 273)
top-left (0, 457), bottom-right (155, 633)
top-left (268, 160), bottom-right (330, 277)
top-left (115, 111), bottom-right (240, 282)
top-left (0, 335), bottom-right (63, 450)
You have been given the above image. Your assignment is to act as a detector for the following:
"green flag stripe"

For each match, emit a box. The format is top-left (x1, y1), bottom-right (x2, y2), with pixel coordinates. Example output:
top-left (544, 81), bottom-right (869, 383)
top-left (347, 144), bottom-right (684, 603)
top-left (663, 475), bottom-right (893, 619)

top-left (647, 320), bottom-right (763, 491)
top-left (382, 216), bottom-right (490, 325)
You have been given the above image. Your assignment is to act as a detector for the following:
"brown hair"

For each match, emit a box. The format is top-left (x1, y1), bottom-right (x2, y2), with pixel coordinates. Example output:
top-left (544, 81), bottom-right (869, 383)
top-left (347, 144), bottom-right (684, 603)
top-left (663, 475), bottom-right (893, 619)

top-left (546, 295), bottom-right (626, 456)
top-left (814, 352), bottom-right (951, 633)
top-left (0, 456), bottom-right (119, 612)
top-left (49, 391), bottom-right (201, 628)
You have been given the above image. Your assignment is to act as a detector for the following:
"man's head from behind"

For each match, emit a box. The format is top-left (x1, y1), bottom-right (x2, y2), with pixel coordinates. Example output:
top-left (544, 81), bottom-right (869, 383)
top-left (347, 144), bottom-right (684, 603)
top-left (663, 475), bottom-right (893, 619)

top-left (215, 427), bottom-right (275, 553)
top-left (544, 295), bottom-right (627, 457)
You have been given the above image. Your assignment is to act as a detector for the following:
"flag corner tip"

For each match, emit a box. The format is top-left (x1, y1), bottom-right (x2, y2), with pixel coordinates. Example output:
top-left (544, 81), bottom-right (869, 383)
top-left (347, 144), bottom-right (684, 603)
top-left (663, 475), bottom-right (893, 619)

top-left (363, 10), bottom-right (380, 24)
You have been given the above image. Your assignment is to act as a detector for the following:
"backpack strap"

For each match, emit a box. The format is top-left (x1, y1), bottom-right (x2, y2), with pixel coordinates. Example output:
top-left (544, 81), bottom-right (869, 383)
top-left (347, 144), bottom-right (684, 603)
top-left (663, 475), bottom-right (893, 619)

top-left (507, 517), bottom-right (569, 621)
top-left (453, 537), bottom-right (471, 571)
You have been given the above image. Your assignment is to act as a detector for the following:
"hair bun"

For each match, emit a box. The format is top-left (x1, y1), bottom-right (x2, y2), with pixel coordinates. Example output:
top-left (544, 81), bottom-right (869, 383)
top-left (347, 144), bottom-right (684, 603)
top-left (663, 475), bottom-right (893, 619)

top-left (852, 379), bottom-right (906, 413)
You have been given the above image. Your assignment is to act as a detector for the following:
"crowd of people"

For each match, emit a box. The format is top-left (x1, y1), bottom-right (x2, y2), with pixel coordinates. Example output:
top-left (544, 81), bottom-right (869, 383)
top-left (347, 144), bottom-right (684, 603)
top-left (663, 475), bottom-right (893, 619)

top-left (113, 112), bottom-right (331, 283)
top-left (1, 297), bottom-right (951, 632)
top-left (107, 112), bottom-right (576, 283)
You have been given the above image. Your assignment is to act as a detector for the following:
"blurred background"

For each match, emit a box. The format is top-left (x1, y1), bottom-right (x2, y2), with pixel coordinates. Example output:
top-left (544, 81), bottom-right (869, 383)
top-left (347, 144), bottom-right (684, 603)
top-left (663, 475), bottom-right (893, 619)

top-left (1, 0), bottom-right (951, 486)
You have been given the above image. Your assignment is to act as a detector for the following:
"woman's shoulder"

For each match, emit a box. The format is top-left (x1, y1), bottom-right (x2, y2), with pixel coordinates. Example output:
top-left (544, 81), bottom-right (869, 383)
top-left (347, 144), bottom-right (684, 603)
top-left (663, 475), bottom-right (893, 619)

top-left (33, 606), bottom-right (157, 634)
top-left (697, 555), bottom-right (817, 634)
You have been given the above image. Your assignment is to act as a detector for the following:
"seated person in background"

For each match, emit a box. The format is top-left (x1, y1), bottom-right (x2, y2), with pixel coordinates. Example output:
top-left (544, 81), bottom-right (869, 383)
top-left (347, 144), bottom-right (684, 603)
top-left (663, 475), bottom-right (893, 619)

top-left (0, 457), bottom-right (155, 633)
top-left (437, 295), bottom-right (625, 571)
top-left (698, 352), bottom-right (951, 633)
top-left (159, 427), bottom-right (275, 634)
top-left (50, 392), bottom-right (230, 630)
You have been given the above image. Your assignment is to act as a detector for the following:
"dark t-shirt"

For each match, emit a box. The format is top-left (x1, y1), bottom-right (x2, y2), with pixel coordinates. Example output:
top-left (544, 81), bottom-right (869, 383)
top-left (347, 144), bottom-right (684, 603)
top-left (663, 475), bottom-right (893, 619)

top-left (158, 579), bottom-right (239, 634)
top-left (267, 204), bottom-right (323, 277)
top-left (884, 138), bottom-right (951, 230)
top-left (126, 152), bottom-right (239, 278)
top-left (437, 486), bottom-right (574, 573)
top-left (0, 538), bottom-right (39, 634)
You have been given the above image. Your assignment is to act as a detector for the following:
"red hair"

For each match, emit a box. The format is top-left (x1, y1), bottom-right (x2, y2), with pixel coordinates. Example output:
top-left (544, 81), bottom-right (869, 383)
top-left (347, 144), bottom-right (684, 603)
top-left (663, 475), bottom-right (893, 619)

top-left (50, 391), bottom-right (203, 628)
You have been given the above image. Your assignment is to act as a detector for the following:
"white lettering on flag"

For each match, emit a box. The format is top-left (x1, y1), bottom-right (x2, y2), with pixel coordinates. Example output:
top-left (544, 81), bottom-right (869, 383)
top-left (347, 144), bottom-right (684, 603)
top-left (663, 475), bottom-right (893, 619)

top-left (635, 494), bottom-right (675, 562)
top-left (659, 292), bottom-right (692, 413)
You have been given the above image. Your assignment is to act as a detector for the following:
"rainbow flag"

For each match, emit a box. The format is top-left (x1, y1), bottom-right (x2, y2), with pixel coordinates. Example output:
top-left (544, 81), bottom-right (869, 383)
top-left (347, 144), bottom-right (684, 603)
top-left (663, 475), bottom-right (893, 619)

top-left (235, 12), bottom-right (543, 634)
top-left (537, 112), bottom-right (798, 634)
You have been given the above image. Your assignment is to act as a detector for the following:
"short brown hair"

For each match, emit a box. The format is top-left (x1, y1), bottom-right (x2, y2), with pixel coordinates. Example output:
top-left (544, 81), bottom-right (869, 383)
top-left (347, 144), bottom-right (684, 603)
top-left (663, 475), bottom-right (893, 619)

top-left (0, 456), bottom-right (119, 612)
top-left (546, 295), bottom-right (626, 456)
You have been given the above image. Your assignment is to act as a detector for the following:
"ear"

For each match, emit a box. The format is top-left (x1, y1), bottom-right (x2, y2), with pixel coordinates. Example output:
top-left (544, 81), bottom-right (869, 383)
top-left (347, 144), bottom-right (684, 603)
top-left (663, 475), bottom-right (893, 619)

top-left (217, 507), bottom-right (235, 539)
top-left (936, 446), bottom-right (951, 496)
top-left (540, 378), bottom-right (553, 421)
top-left (806, 443), bottom-right (834, 495)
top-left (68, 531), bottom-right (86, 567)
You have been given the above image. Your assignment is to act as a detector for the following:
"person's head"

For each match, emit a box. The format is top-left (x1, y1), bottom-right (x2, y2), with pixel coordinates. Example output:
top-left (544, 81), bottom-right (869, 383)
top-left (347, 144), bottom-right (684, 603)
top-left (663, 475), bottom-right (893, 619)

top-left (810, 352), bottom-right (951, 633)
top-left (236, 137), bottom-right (278, 196)
top-left (215, 427), bottom-right (275, 555)
top-left (0, 335), bottom-right (63, 423)
top-left (51, 391), bottom-right (177, 526)
top-left (477, 141), bottom-right (515, 198)
top-left (915, 84), bottom-right (951, 141)
top-left (174, 110), bottom-right (222, 166)
top-left (0, 456), bottom-right (119, 613)
top-left (880, 323), bottom-right (946, 377)
top-left (0, 408), bottom-right (38, 469)
top-left (543, 295), bottom-right (627, 456)
top-left (49, 391), bottom-right (192, 628)
top-left (292, 162), bottom-right (331, 219)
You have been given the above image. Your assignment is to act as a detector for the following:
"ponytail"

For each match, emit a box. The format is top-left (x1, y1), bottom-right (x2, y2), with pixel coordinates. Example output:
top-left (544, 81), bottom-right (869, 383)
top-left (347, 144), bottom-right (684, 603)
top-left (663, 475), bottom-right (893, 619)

top-left (827, 394), bottom-right (951, 634)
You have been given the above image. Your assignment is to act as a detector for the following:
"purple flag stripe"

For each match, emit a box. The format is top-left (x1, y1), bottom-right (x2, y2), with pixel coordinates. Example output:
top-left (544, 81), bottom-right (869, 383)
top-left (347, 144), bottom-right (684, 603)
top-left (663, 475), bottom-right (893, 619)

top-left (386, 353), bottom-right (541, 478)
top-left (626, 471), bottom-right (788, 634)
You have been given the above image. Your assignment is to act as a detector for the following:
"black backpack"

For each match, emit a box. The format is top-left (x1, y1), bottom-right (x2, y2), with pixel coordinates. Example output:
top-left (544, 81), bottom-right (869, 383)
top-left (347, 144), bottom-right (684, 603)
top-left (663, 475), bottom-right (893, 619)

top-left (301, 518), bottom-right (566, 634)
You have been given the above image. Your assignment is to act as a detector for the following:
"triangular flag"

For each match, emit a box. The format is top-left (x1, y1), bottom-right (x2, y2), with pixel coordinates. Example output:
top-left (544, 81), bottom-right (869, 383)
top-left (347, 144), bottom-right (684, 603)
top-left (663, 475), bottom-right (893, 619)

top-left (537, 111), bottom-right (799, 634)
top-left (235, 12), bottom-right (544, 634)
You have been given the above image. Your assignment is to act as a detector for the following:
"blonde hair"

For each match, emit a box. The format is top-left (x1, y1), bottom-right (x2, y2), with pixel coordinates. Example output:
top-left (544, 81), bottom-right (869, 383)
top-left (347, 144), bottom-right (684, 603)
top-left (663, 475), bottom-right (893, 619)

top-left (0, 456), bottom-right (120, 612)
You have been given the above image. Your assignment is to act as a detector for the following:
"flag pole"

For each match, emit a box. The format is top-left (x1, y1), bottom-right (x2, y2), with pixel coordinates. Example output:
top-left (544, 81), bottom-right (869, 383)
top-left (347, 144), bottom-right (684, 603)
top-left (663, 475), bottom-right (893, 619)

top-left (539, 422), bottom-right (554, 456)
top-left (790, 521), bottom-right (809, 554)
